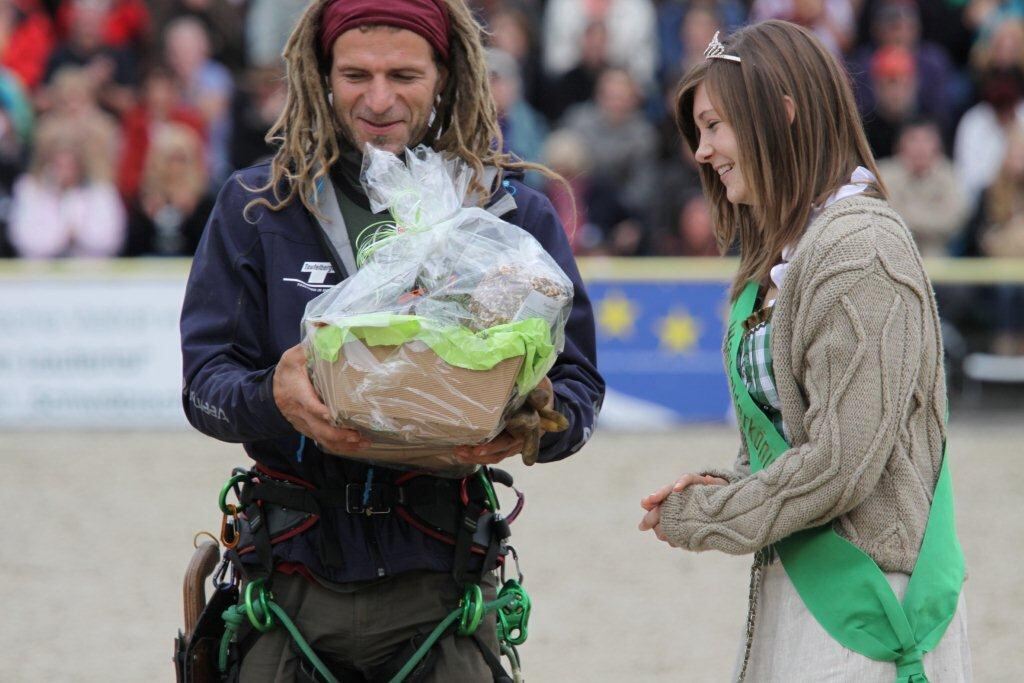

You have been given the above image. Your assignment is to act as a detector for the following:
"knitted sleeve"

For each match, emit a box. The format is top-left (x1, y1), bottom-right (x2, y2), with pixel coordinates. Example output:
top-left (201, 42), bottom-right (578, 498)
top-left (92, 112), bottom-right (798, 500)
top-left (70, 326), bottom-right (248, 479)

top-left (658, 223), bottom-right (930, 555)
top-left (700, 436), bottom-right (751, 484)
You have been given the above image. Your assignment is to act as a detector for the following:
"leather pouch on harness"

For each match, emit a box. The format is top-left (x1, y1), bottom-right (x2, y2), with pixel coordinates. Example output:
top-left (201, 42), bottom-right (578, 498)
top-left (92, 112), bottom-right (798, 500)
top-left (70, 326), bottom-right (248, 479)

top-left (175, 581), bottom-right (239, 683)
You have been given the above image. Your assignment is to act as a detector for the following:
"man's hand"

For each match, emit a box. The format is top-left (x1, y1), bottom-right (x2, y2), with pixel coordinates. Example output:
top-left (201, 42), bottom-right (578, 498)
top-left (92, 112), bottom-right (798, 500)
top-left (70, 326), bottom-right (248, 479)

top-left (273, 344), bottom-right (372, 453)
top-left (638, 474), bottom-right (728, 547)
top-left (453, 430), bottom-right (526, 466)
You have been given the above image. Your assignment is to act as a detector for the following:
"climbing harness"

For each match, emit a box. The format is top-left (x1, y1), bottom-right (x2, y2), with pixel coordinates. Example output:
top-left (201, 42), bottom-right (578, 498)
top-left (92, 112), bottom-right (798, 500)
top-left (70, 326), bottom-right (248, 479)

top-left (177, 464), bottom-right (533, 682)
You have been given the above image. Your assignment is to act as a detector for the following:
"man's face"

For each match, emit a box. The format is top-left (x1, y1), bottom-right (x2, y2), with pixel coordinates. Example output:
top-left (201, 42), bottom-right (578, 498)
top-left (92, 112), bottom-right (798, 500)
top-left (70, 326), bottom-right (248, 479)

top-left (329, 27), bottom-right (446, 155)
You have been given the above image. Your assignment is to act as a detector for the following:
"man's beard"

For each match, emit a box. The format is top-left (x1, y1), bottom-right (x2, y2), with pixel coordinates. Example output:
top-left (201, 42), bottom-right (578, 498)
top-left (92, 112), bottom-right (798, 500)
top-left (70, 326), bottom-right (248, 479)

top-left (335, 117), bottom-right (429, 154)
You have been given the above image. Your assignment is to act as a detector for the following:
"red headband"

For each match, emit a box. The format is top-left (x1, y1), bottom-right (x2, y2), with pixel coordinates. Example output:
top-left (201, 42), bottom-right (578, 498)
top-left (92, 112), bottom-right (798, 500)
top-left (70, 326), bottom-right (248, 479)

top-left (318, 0), bottom-right (451, 63)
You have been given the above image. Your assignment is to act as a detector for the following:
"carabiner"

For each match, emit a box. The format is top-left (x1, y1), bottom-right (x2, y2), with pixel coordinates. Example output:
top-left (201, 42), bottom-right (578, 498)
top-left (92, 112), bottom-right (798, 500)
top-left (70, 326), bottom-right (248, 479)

top-left (243, 579), bottom-right (275, 632)
top-left (478, 469), bottom-right (499, 512)
top-left (219, 473), bottom-right (249, 515)
top-left (501, 545), bottom-right (524, 585)
top-left (457, 583), bottom-right (485, 636)
top-left (220, 504), bottom-right (240, 549)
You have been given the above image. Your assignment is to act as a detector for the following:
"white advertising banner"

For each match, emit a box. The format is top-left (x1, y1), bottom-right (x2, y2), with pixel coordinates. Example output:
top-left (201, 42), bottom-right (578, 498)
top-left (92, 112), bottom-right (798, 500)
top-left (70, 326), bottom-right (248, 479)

top-left (0, 262), bottom-right (190, 429)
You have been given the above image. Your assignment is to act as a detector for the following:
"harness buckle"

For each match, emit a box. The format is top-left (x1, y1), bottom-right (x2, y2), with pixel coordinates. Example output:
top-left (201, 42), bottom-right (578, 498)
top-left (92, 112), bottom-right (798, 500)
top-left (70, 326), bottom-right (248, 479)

top-left (345, 483), bottom-right (392, 515)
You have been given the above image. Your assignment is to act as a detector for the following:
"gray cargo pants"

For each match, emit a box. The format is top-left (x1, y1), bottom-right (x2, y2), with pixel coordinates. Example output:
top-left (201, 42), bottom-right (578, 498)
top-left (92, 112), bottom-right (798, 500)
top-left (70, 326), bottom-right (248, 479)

top-left (239, 569), bottom-right (500, 682)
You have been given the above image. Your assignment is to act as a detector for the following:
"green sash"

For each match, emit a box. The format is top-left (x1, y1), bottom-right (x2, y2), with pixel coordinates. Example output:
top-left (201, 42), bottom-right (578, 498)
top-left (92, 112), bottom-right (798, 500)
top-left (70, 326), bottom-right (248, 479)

top-left (726, 281), bottom-right (964, 683)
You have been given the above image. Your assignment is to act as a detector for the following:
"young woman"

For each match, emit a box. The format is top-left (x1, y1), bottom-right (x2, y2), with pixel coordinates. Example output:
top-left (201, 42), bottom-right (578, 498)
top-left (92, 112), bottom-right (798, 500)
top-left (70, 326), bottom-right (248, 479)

top-left (638, 21), bottom-right (971, 681)
top-left (8, 118), bottom-right (126, 258)
top-left (125, 123), bottom-right (214, 256)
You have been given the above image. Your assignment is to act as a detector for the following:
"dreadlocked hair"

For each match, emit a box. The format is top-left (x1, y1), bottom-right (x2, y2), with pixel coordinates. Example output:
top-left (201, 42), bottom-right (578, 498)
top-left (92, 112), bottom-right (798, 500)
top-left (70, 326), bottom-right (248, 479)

top-left (242, 0), bottom-right (565, 221)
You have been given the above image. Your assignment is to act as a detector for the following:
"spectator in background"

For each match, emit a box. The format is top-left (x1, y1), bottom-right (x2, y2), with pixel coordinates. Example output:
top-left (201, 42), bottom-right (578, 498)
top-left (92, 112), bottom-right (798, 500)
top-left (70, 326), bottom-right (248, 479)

top-left (0, 0), bottom-right (56, 90)
top-left (655, 190), bottom-right (718, 256)
top-left (562, 67), bottom-right (657, 226)
top-left (43, 0), bottom-right (138, 114)
top-left (41, 66), bottom-right (120, 178)
top-left (751, 0), bottom-right (855, 56)
top-left (0, 70), bottom-right (32, 256)
top-left (150, 0), bottom-right (246, 70)
top-left (543, 128), bottom-right (636, 254)
top-left (850, 1), bottom-right (958, 140)
top-left (656, 0), bottom-right (745, 91)
top-left (229, 65), bottom-right (285, 170)
top-left (118, 64), bottom-right (205, 202)
top-left (543, 0), bottom-right (657, 88)
top-left (541, 18), bottom-right (607, 122)
top-left (965, 0), bottom-right (1024, 34)
top-left (675, 2), bottom-right (723, 77)
top-left (955, 17), bottom-right (1024, 211)
top-left (165, 15), bottom-right (232, 187)
top-left (876, 118), bottom-right (967, 256)
top-left (487, 48), bottom-right (547, 187)
top-left (650, 135), bottom-right (704, 245)
top-left (544, 129), bottom-right (597, 252)
top-left (975, 124), bottom-right (1024, 354)
top-left (488, 6), bottom-right (546, 112)
top-left (55, 0), bottom-right (149, 53)
top-left (0, 65), bottom-right (32, 144)
top-left (8, 118), bottom-right (125, 257)
top-left (245, 0), bottom-right (306, 68)
top-left (125, 123), bottom-right (213, 256)
top-left (862, 45), bottom-right (919, 158)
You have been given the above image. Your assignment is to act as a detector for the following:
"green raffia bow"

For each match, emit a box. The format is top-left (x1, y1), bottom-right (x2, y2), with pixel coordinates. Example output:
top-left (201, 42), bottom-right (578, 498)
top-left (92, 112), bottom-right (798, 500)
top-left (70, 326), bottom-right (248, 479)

top-left (354, 189), bottom-right (432, 268)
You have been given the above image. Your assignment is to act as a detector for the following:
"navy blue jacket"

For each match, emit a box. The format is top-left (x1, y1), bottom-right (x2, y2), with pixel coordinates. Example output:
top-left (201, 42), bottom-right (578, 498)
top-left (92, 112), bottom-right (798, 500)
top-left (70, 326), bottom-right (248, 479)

top-left (180, 161), bottom-right (604, 582)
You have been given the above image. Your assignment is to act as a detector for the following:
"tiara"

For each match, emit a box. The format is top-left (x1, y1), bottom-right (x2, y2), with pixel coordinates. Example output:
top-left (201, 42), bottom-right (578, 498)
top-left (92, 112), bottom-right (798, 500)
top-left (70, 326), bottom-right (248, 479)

top-left (704, 31), bottom-right (741, 63)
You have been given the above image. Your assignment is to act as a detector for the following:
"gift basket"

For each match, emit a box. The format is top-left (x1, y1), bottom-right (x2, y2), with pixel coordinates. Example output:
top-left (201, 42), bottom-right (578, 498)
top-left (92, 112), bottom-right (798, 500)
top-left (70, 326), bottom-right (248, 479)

top-left (301, 145), bottom-right (573, 476)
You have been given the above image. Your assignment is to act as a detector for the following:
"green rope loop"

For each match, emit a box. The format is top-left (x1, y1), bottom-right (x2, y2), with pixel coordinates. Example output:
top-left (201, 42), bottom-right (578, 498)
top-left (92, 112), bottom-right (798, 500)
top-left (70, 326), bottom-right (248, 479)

top-left (218, 590), bottom-right (341, 683)
top-left (388, 589), bottom-right (523, 683)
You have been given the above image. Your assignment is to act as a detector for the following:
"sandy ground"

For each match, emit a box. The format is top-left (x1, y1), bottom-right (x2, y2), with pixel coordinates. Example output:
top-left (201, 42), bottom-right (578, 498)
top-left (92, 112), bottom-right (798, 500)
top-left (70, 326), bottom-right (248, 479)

top-left (1, 421), bottom-right (1020, 682)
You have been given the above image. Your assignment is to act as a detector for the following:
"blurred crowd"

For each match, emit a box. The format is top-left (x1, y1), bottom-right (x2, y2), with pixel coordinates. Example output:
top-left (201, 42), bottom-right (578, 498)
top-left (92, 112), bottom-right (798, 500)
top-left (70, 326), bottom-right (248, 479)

top-left (2, 0), bottom-right (1024, 353)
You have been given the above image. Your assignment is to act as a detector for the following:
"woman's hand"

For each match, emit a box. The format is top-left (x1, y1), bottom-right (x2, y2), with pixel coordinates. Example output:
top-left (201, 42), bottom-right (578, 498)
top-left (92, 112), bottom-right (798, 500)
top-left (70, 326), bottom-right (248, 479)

top-left (638, 474), bottom-right (728, 545)
top-left (640, 473), bottom-right (728, 512)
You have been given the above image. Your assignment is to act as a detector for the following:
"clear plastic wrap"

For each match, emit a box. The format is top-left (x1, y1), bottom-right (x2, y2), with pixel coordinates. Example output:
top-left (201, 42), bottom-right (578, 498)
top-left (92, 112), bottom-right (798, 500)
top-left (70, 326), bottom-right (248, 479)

top-left (301, 145), bottom-right (573, 476)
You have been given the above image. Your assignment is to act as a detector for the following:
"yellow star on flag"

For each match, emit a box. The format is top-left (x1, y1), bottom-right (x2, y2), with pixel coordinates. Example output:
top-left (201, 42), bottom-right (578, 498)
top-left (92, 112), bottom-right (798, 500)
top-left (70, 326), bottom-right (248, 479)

top-left (597, 291), bottom-right (638, 339)
top-left (657, 309), bottom-right (700, 353)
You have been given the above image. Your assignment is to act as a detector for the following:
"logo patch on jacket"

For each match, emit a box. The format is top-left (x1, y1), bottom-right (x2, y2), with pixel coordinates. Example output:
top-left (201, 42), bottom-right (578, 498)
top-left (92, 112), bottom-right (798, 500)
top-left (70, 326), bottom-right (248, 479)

top-left (283, 262), bottom-right (335, 291)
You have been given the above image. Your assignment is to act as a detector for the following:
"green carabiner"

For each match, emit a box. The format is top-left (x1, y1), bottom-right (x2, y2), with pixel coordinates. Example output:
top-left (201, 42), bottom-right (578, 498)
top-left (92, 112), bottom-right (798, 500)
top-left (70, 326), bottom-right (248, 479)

top-left (477, 470), bottom-right (499, 512)
top-left (457, 583), bottom-right (485, 636)
top-left (495, 580), bottom-right (531, 646)
top-left (244, 579), bottom-right (275, 633)
top-left (219, 473), bottom-right (249, 514)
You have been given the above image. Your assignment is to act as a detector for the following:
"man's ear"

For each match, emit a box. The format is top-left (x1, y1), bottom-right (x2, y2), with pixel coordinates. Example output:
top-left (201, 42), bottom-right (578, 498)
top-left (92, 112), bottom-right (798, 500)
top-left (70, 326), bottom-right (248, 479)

top-left (783, 95), bottom-right (796, 124)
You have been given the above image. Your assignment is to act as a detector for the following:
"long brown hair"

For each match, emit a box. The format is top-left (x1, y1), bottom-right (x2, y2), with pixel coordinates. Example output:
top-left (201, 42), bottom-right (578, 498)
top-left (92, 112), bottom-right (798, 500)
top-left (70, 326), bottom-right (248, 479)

top-left (244, 0), bottom-right (556, 219)
top-left (675, 20), bottom-right (886, 298)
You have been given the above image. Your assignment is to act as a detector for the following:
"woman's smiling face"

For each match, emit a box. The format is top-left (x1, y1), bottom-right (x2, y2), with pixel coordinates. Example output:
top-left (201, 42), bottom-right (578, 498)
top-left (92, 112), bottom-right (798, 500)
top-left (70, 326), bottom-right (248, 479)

top-left (692, 81), bottom-right (753, 206)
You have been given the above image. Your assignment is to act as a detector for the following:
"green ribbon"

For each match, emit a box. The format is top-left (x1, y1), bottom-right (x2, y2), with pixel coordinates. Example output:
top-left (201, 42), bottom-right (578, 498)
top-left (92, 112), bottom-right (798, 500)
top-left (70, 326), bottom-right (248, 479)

top-left (310, 313), bottom-right (555, 393)
top-left (725, 281), bottom-right (964, 682)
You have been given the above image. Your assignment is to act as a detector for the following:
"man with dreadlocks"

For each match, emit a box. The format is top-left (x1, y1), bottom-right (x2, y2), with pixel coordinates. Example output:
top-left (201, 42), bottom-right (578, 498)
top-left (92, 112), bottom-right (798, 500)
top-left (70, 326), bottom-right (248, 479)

top-left (178, 0), bottom-right (603, 680)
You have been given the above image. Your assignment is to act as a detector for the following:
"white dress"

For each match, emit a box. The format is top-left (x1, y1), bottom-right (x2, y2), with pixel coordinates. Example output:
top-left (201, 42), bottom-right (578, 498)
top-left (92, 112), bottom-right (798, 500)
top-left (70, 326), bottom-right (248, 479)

top-left (732, 562), bottom-right (972, 682)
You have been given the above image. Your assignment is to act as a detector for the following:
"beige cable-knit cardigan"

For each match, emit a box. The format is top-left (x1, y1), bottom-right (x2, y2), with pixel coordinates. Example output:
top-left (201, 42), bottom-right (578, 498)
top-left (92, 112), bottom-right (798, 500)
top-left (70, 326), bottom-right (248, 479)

top-left (658, 195), bottom-right (948, 574)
